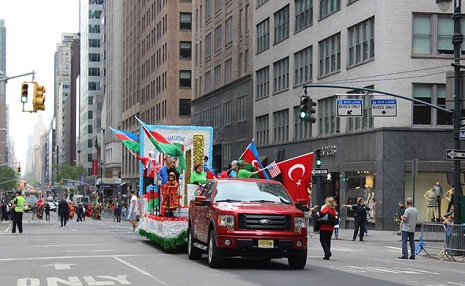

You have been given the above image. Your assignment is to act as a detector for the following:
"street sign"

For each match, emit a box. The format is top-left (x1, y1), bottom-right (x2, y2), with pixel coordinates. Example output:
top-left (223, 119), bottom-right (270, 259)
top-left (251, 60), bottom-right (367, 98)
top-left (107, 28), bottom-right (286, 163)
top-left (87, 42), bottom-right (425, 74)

top-left (336, 99), bottom-right (363, 117)
top-left (371, 99), bottom-right (397, 117)
top-left (446, 149), bottom-right (465, 160)
top-left (460, 130), bottom-right (465, 140)
top-left (312, 169), bottom-right (329, 175)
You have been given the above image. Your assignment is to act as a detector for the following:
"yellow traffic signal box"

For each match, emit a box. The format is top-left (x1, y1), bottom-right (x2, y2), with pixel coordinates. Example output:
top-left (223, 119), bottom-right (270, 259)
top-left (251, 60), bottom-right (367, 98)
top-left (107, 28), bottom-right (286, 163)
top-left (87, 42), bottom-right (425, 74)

top-left (32, 82), bottom-right (46, 112)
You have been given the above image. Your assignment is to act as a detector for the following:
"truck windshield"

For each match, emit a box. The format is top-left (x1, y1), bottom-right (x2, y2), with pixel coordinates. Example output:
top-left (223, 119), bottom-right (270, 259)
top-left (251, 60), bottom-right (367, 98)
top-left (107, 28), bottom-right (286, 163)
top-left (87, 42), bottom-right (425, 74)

top-left (214, 182), bottom-right (292, 204)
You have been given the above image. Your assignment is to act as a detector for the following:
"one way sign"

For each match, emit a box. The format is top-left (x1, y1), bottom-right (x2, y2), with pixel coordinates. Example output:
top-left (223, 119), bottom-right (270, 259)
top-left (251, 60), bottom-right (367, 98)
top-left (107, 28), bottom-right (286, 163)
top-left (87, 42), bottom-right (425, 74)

top-left (446, 149), bottom-right (465, 160)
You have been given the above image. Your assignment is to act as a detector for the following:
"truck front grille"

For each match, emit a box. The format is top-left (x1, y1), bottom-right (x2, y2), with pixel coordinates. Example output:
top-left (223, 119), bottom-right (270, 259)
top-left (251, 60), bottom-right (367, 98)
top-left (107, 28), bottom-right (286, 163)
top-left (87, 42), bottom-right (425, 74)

top-left (238, 214), bottom-right (292, 231)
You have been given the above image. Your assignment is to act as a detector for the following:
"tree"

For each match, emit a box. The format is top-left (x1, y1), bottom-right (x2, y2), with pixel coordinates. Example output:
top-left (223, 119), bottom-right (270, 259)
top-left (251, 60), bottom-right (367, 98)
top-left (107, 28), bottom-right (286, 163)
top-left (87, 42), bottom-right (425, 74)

top-left (0, 166), bottom-right (19, 190)
top-left (56, 165), bottom-right (87, 182)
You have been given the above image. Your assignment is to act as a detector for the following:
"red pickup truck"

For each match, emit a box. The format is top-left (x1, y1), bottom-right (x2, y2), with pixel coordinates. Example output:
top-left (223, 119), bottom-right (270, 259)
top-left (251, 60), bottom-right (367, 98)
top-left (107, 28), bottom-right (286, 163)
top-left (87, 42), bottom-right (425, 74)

top-left (188, 178), bottom-right (308, 269)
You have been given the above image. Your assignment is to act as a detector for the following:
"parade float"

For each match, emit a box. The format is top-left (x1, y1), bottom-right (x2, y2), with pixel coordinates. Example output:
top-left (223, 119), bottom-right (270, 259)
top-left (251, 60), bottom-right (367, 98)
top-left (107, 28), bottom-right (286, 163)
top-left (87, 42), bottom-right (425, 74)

top-left (136, 123), bottom-right (213, 250)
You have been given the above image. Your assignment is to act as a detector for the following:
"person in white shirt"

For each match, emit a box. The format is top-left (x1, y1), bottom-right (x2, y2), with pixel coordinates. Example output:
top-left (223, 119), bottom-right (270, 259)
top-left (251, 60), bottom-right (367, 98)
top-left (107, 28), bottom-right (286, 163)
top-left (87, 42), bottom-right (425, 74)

top-left (127, 189), bottom-right (139, 233)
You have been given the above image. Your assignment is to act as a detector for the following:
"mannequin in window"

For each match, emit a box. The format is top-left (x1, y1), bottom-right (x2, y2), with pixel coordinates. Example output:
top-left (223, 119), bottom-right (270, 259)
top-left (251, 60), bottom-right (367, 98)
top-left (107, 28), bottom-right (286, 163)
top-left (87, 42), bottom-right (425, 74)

top-left (444, 187), bottom-right (454, 214)
top-left (424, 188), bottom-right (438, 222)
top-left (432, 182), bottom-right (444, 217)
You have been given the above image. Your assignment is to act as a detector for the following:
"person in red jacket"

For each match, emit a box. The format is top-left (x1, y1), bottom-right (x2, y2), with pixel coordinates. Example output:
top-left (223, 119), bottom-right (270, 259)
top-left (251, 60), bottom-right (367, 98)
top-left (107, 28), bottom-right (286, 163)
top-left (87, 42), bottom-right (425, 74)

top-left (316, 196), bottom-right (337, 260)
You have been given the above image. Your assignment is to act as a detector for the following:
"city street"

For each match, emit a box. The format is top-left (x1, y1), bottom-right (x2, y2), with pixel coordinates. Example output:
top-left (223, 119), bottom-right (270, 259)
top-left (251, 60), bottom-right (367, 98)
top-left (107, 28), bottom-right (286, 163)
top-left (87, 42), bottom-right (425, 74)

top-left (0, 212), bottom-right (463, 286)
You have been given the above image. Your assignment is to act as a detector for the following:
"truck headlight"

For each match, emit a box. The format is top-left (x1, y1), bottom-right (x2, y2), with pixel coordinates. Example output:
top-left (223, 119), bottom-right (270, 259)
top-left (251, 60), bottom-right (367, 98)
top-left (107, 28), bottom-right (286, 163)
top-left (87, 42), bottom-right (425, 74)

top-left (294, 217), bottom-right (305, 232)
top-left (219, 215), bottom-right (235, 231)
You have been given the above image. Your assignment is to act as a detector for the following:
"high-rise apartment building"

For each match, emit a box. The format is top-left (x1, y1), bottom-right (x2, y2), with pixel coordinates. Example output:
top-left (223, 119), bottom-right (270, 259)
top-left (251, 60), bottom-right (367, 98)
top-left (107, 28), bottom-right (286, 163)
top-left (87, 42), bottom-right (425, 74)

top-left (119, 0), bottom-right (193, 189)
top-left (191, 0), bottom-right (254, 171)
top-left (0, 19), bottom-right (9, 165)
top-left (253, 0), bottom-right (459, 229)
top-left (78, 0), bottom-right (104, 178)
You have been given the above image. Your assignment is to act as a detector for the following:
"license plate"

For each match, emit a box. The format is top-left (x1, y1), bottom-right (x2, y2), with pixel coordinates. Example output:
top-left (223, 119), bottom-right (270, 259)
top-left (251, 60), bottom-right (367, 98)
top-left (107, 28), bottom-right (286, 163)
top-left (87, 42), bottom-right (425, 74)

top-left (258, 239), bottom-right (274, 248)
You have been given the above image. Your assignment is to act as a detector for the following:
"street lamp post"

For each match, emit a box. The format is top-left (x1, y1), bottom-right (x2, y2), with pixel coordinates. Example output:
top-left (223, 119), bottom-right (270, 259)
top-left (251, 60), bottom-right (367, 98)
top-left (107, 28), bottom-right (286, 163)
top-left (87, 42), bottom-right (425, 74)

top-left (437, 0), bottom-right (463, 224)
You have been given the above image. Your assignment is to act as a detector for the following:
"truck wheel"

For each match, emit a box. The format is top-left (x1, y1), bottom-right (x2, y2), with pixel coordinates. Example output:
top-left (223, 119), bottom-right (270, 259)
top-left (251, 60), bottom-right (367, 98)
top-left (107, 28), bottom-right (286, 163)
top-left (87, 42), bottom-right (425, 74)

top-left (188, 227), bottom-right (202, 260)
top-left (207, 229), bottom-right (224, 268)
top-left (288, 249), bottom-right (307, 269)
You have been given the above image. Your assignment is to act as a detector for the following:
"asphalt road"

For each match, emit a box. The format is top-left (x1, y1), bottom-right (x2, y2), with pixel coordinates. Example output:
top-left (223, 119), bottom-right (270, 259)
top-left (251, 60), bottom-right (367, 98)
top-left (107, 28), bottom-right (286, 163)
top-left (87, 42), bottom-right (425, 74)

top-left (0, 212), bottom-right (463, 286)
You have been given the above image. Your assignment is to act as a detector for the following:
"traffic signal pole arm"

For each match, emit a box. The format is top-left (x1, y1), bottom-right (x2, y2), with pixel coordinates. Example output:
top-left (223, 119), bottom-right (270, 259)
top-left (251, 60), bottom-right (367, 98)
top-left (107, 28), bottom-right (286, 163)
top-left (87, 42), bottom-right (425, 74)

top-left (0, 71), bottom-right (36, 83)
top-left (302, 83), bottom-right (452, 113)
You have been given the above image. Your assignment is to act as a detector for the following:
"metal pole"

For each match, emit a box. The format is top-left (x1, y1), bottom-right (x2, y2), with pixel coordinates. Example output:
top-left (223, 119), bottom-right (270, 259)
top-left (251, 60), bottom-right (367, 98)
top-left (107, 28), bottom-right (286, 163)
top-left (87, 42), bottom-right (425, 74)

top-left (453, 0), bottom-right (463, 224)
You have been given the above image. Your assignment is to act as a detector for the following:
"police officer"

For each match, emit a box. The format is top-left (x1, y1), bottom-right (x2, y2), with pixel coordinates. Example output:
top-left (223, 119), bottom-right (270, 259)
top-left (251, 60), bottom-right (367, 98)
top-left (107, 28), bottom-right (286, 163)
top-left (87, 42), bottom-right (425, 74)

top-left (11, 190), bottom-right (25, 233)
top-left (342, 197), bottom-right (370, 241)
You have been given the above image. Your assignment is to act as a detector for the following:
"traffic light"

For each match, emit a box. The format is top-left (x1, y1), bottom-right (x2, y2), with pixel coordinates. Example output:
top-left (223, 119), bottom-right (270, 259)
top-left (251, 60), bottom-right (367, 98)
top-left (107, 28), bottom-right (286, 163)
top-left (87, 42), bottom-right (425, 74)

top-left (32, 82), bottom-right (46, 112)
top-left (299, 96), bottom-right (310, 120)
top-left (20, 82), bottom-right (29, 103)
top-left (315, 149), bottom-right (322, 167)
top-left (308, 98), bottom-right (317, 123)
top-left (16, 166), bottom-right (21, 176)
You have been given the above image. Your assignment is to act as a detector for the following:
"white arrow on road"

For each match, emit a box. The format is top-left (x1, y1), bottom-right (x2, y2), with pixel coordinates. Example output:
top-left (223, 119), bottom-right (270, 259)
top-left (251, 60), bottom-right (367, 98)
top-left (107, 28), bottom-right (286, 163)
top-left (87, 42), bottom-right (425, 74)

top-left (44, 263), bottom-right (75, 270)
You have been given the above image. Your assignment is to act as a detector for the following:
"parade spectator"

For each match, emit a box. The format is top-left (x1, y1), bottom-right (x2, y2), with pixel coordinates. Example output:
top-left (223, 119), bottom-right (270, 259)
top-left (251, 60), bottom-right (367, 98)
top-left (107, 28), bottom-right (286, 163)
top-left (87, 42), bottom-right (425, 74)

top-left (333, 212), bottom-right (340, 240)
top-left (121, 204), bottom-right (127, 221)
top-left (57, 196), bottom-right (69, 227)
top-left (11, 190), bottom-right (25, 233)
top-left (316, 197), bottom-right (337, 260)
top-left (31, 202), bottom-right (37, 221)
top-left (445, 214), bottom-right (454, 248)
top-left (128, 189), bottom-right (139, 233)
top-left (1, 201), bottom-right (8, 221)
top-left (76, 203), bottom-right (84, 222)
top-left (399, 197), bottom-right (418, 259)
top-left (115, 203), bottom-right (122, 223)
top-left (396, 201), bottom-right (406, 235)
top-left (44, 203), bottom-right (50, 221)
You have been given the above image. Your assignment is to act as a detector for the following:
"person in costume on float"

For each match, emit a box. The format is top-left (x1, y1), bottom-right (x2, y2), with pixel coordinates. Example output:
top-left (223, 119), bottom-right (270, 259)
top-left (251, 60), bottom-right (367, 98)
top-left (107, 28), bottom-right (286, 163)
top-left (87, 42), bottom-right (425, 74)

top-left (161, 172), bottom-right (180, 217)
top-left (236, 160), bottom-right (264, 178)
top-left (190, 163), bottom-right (207, 185)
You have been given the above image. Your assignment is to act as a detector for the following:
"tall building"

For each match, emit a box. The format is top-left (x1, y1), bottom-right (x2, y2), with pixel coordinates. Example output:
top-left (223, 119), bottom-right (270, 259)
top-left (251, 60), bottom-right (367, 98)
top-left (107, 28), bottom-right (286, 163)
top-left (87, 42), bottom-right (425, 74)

top-left (191, 0), bottom-right (254, 171)
top-left (119, 0), bottom-right (193, 190)
top-left (253, 0), bottom-right (459, 229)
top-left (78, 0), bottom-right (104, 179)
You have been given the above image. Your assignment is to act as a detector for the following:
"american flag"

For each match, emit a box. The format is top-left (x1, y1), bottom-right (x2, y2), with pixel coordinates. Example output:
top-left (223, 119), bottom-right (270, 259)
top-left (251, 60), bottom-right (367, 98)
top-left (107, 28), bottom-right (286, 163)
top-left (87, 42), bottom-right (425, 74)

top-left (266, 161), bottom-right (281, 178)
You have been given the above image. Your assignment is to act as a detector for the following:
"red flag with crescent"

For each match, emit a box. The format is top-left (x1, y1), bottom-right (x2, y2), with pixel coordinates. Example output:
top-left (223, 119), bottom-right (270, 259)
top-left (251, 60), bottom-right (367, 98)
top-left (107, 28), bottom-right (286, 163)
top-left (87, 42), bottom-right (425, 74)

top-left (276, 152), bottom-right (313, 205)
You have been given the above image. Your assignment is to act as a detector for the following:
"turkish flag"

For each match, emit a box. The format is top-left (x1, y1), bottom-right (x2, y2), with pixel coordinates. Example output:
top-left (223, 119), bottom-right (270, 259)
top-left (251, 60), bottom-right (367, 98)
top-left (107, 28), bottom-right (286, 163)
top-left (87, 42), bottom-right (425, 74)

top-left (277, 152), bottom-right (313, 205)
top-left (206, 170), bottom-right (218, 179)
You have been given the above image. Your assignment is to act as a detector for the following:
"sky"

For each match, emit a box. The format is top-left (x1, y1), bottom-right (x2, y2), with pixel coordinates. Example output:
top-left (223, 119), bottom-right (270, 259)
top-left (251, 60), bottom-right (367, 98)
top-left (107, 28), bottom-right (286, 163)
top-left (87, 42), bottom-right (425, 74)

top-left (0, 0), bottom-right (79, 173)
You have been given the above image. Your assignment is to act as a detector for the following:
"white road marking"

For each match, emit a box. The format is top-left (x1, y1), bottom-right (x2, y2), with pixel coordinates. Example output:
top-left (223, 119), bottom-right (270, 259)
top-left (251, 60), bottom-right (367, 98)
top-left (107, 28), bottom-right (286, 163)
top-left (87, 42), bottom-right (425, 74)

top-left (0, 253), bottom-right (166, 262)
top-left (113, 256), bottom-right (167, 285)
top-left (44, 263), bottom-right (75, 270)
top-left (340, 265), bottom-right (440, 275)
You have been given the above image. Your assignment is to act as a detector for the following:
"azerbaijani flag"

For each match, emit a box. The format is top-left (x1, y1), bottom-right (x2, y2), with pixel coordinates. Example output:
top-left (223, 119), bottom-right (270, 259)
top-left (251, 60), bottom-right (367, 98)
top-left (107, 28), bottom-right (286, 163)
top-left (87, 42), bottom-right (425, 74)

top-left (239, 139), bottom-right (269, 179)
top-left (136, 117), bottom-right (186, 170)
top-left (110, 127), bottom-right (140, 153)
top-left (146, 185), bottom-right (160, 212)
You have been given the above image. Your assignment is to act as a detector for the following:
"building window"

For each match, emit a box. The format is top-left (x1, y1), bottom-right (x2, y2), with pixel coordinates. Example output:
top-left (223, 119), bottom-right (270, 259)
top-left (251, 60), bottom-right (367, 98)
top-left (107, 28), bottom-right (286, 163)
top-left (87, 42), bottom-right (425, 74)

top-left (256, 115), bottom-right (269, 146)
top-left (222, 143), bottom-right (231, 169)
top-left (205, 33), bottom-right (212, 60)
top-left (213, 105), bottom-right (221, 128)
top-left (294, 45), bottom-right (312, 86)
top-left (274, 5), bottom-right (290, 44)
top-left (347, 91), bottom-right (373, 132)
top-left (205, 71), bottom-right (212, 93)
top-left (319, 0), bottom-right (340, 19)
top-left (225, 16), bottom-right (233, 45)
top-left (348, 17), bottom-right (375, 67)
top-left (180, 41), bottom-right (192, 58)
top-left (89, 53), bottom-right (100, 62)
top-left (224, 59), bottom-right (232, 84)
top-left (273, 109), bottom-right (289, 143)
top-left (179, 70), bottom-right (191, 87)
top-left (89, 24), bottom-right (100, 33)
top-left (206, 0), bottom-right (212, 20)
top-left (295, 0), bottom-right (312, 33)
top-left (413, 84), bottom-right (451, 125)
top-left (237, 95), bottom-right (247, 122)
top-left (256, 0), bottom-right (269, 8)
top-left (214, 65), bottom-right (222, 89)
top-left (214, 25), bottom-right (222, 52)
top-left (318, 33), bottom-right (341, 77)
top-left (88, 68), bottom-right (100, 76)
top-left (256, 66), bottom-right (270, 99)
top-left (180, 13), bottom-right (192, 30)
top-left (89, 39), bottom-right (100, 48)
top-left (257, 18), bottom-right (270, 54)
top-left (318, 97), bottom-right (340, 136)
top-left (273, 57), bottom-right (289, 93)
top-left (236, 140), bottom-right (247, 158)
top-left (179, 99), bottom-right (191, 116)
top-left (413, 13), bottom-right (465, 56)
top-left (215, 0), bottom-right (222, 13)
top-left (294, 106), bottom-right (312, 140)
top-left (223, 101), bottom-right (232, 126)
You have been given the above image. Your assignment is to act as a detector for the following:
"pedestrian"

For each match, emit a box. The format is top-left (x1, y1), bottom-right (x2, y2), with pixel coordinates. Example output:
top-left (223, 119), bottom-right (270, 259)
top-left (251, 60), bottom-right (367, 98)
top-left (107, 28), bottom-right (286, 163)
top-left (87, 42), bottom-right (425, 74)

top-left (444, 214), bottom-right (454, 248)
top-left (121, 204), bottom-right (127, 221)
top-left (395, 201), bottom-right (406, 235)
top-left (57, 196), bottom-right (69, 227)
top-left (1, 201), bottom-right (8, 221)
top-left (11, 190), bottom-right (25, 233)
top-left (342, 197), bottom-right (370, 242)
top-left (316, 197), bottom-right (337, 260)
top-left (399, 197), bottom-right (418, 259)
top-left (76, 203), bottom-right (84, 222)
top-left (127, 189), bottom-right (139, 233)
top-left (44, 203), bottom-right (50, 221)
top-left (31, 202), bottom-right (37, 221)
top-left (333, 212), bottom-right (340, 240)
top-left (115, 203), bottom-right (122, 222)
